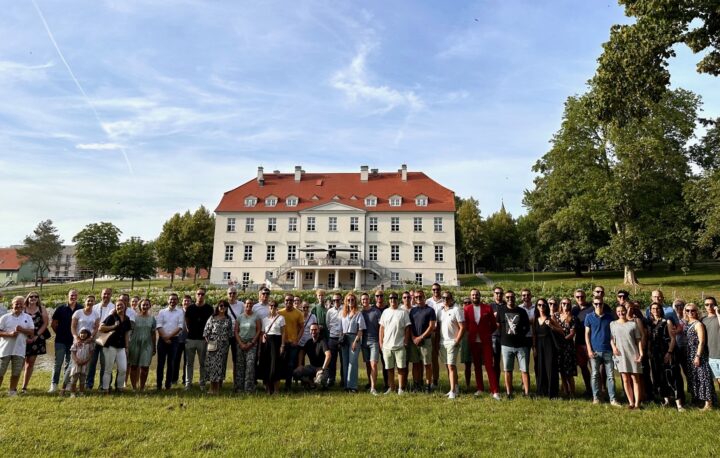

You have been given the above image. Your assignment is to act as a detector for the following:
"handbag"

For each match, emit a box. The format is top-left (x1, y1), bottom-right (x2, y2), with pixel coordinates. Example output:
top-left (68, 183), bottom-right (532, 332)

top-left (95, 330), bottom-right (115, 347)
top-left (207, 340), bottom-right (218, 352)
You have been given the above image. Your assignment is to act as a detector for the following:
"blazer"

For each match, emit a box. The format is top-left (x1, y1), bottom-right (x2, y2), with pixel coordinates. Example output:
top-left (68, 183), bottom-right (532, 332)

top-left (463, 303), bottom-right (497, 344)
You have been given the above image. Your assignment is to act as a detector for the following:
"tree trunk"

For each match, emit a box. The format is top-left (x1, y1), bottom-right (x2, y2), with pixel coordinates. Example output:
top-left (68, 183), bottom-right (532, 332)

top-left (623, 265), bottom-right (639, 285)
top-left (193, 266), bottom-right (198, 282)
top-left (573, 259), bottom-right (583, 278)
top-left (170, 271), bottom-right (175, 287)
top-left (181, 268), bottom-right (187, 281)
top-left (92, 272), bottom-right (96, 291)
top-left (131, 278), bottom-right (135, 290)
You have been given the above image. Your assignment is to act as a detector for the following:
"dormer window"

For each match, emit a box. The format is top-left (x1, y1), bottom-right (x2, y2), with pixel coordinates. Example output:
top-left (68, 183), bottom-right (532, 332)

top-left (389, 195), bottom-right (402, 207)
top-left (365, 195), bottom-right (377, 207)
top-left (265, 196), bottom-right (278, 207)
top-left (244, 196), bottom-right (257, 207)
top-left (286, 196), bottom-right (298, 207)
top-left (415, 195), bottom-right (428, 207)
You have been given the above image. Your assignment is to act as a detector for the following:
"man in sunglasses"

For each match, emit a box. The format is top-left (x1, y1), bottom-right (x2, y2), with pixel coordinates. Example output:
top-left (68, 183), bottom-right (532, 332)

top-left (497, 290), bottom-right (530, 398)
top-left (585, 298), bottom-right (620, 406)
top-left (572, 289), bottom-right (593, 398)
top-left (252, 287), bottom-right (271, 321)
top-left (644, 290), bottom-right (679, 325)
top-left (702, 297), bottom-right (720, 391)
top-left (427, 283), bottom-right (444, 389)
top-left (409, 290), bottom-right (436, 393)
top-left (489, 286), bottom-right (505, 390)
top-left (325, 293), bottom-right (344, 387)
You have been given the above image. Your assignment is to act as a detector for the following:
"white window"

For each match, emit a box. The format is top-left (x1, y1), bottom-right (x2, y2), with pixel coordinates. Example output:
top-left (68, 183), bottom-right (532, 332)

top-left (414, 244), bottom-right (423, 262)
top-left (243, 245), bottom-right (253, 261)
top-left (391, 217), bottom-right (400, 232)
top-left (304, 271), bottom-right (314, 280)
top-left (415, 273), bottom-right (423, 285)
top-left (242, 272), bottom-right (250, 287)
top-left (224, 245), bottom-right (234, 261)
top-left (365, 196), bottom-right (377, 207)
top-left (268, 217), bottom-right (277, 232)
top-left (286, 196), bottom-right (298, 207)
top-left (435, 245), bottom-right (444, 262)
top-left (350, 245), bottom-right (359, 261)
top-left (328, 216), bottom-right (337, 232)
top-left (391, 245), bottom-right (400, 262)
top-left (305, 251), bottom-right (315, 261)
top-left (413, 217), bottom-right (422, 232)
top-left (286, 271), bottom-right (295, 281)
top-left (266, 245), bottom-right (276, 261)
top-left (350, 216), bottom-right (359, 232)
top-left (434, 217), bottom-right (443, 232)
top-left (416, 196), bottom-right (428, 206)
top-left (368, 245), bottom-right (378, 261)
top-left (287, 245), bottom-right (297, 261)
top-left (265, 196), bottom-right (277, 207)
top-left (391, 272), bottom-right (400, 284)
top-left (288, 217), bottom-right (297, 232)
top-left (222, 272), bottom-right (231, 281)
top-left (226, 217), bottom-right (236, 232)
top-left (389, 196), bottom-right (402, 206)
top-left (245, 217), bottom-right (254, 232)
top-left (328, 244), bottom-right (337, 251)
top-left (435, 273), bottom-right (444, 283)
top-left (369, 217), bottom-right (378, 232)
top-left (307, 216), bottom-right (316, 231)
top-left (244, 197), bottom-right (257, 207)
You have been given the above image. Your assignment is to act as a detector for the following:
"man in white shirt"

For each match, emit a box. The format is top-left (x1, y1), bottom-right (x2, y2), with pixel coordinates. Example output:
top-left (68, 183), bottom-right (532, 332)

top-left (0, 296), bottom-right (35, 396)
top-left (85, 288), bottom-right (113, 390)
top-left (426, 283), bottom-right (444, 388)
top-left (252, 287), bottom-right (271, 321)
top-left (226, 286), bottom-right (245, 391)
top-left (325, 292), bottom-right (344, 387)
top-left (379, 293), bottom-right (411, 394)
top-left (156, 293), bottom-right (184, 390)
top-left (437, 291), bottom-right (465, 399)
top-left (520, 288), bottom-right (535, 351)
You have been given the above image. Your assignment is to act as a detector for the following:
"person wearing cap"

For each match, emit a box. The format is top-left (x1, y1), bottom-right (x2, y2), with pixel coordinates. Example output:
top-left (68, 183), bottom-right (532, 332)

top-left (310, 289), bottom-right (328, 340)
top-left (585, 297), bottom-right (621, 406)
top-left (409, 290), bottom-right (436, 393)
top-left (361, 292), bottom-right (382, 394)
top-left (379, 292), bottom-right (411, 394)
top-left (69, 327), bottom-right (94, 396)
top-left (0, 296), bottom-right (34, 396)
top-left (294, 323), bottom-right (331, 389)
top-left (325, 292), bottom-right (344, 387)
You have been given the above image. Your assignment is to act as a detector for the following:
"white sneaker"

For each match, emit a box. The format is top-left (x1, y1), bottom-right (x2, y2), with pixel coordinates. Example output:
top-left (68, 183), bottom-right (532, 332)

top-left (474, 390), bottom-right (482, 397)
top-left (8, 390), bottom-right (18, 397)
top-left (370, 388), bottom-right (378, 396)
top-left (48, 383), bottom-right (57, 393)
top-left (448, 391), bottom-right (456, 399)
top-left (492, 393), bottom-right (502, 401)
top-left (397, 389), bottom-right (405, 395)
top-left (384, 388), bottom-right (393, 395)
top-left (445, 390), bottom-right (453, 397)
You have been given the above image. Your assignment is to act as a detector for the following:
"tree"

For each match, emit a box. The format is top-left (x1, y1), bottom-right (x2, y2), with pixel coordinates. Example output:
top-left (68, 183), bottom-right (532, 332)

top-left (455, 197), bottom-right (485, 274)
top-left (183, 205), bottom-right (215, 281)
top-left (685, 170), bottom-right (720, 258)
top-left (593, 1), bottom-right (719, 125)
top-left (155, 213), bottom-right (187, 286)
top-left (18, 220), bottom-right (63, 290)
top-left (111, 237), bottom-right (156, 290)
top-left (72, 222), bottom-right (122, 290)
top-left (482, 204), bottom-right (521, 272)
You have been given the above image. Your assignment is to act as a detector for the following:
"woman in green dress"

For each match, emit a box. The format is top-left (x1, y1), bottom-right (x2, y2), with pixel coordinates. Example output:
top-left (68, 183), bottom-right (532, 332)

top-left (128, 298), bottom-right (156, 391)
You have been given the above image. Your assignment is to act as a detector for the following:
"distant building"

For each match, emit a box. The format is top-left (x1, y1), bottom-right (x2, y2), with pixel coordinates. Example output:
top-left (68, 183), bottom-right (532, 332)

top-left (210, 165), bottom-right (458, 290)
top-left (48, 246), bottom-right (91, 282)
top-left (0, 248), bottom-right (25, 286)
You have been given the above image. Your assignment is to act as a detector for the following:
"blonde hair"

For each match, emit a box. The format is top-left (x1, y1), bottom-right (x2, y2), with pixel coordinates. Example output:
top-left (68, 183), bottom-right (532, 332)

top-left (342, 293), bottom-right (358, 318)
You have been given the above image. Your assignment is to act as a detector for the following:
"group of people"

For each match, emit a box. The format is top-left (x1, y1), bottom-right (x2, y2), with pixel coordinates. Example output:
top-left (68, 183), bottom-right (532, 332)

top-left (0, 284), bottom-right (718, 410)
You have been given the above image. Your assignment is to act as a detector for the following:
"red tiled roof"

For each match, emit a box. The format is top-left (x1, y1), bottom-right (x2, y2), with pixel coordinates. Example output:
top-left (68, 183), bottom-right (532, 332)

top-left (215, 171), bottom-right (455, 213)
top-left (0, 248), bottom-right (24, 271)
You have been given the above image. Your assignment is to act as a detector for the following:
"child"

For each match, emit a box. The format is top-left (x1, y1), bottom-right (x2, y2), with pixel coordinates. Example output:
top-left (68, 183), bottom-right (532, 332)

top-left (70, 328), bottom-right (94, 397)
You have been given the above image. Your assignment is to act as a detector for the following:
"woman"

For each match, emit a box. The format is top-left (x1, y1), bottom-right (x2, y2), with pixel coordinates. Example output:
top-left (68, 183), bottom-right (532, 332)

top-left (72, 295), bottom-right (100, 340)
top-left (647, 302), bottom-right (684, 410)
top-left (610, 304), bottom-right (643, 409)
top-left (684, 303), bottom-right (717, 410)
top-left (557, 298), bottom-right (578, 397)
top-left (99, 300), bottom-right (132, 393)
top-left (203, 300), bottom-right (234, 395)
top-left (235, 299), bottom-right (261, 393)
top-left (340, 292), bottom-right (365, 393)
top-left (548, 297), bottom-right (560, 319)
top-left (260, 300), bottom-right (285, 395)
top-left (627, 301), bottom-right (650, 403)
top-left (533, 298), bottom-right (562, 398)
top-left (21, 291), bottom-right (49, 392)
top-left (128, 298), bottom-right (156, 391)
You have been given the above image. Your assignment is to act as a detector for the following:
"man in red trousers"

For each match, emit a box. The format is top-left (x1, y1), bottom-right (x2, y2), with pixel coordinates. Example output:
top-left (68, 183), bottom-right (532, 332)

top-left (464, 289), bottom-right (500, 400)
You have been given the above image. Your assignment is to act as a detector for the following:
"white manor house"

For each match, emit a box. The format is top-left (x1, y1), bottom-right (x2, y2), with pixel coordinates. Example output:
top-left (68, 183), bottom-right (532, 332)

top-left (210, 165), bottom-right (458, 290)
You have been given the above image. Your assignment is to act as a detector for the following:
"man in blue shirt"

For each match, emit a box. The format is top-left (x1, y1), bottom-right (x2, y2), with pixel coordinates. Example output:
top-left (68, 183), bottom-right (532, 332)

top-left (584, 298), bottom-right (621, 406)
top-left (644, 290), bottom-right (679, 324)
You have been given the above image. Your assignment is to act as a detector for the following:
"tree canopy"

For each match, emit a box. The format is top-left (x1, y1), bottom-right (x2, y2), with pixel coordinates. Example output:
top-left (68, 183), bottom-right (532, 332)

top-left (111, 237), bottom-right (156, 290)
top-left (72, 222), bottom-right (122, 290)
top-left (18, 220), bottom-right (63, 290)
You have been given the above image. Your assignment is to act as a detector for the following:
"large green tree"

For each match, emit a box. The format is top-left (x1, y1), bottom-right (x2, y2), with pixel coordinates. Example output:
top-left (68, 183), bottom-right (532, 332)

top-left (111, 237), bottom-right (156, 290)
top-left (482, 204), bottom-right (521, 272)
top-left (72, 222), bottom-right (122, 290)
top-left (455, 197), bottom-right (485, 274)
top-left (184, 205), bottom-right (215, 281)
top-left (18, 220), bottom-right (63, 290)
top-left (155, 213), bottom-right (188, 286)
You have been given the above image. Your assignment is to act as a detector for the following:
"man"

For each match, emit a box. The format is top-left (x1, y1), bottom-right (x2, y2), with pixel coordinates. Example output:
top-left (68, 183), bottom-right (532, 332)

top-left (489, 286), bottom-right (505, 390)
top-left (438, 291), bottom-right (465, 399)
top-left (156, 293), bottom-right (184, 390)
top-left (645, 289), bottom-right (679, 324)
top-left (325, 292), bottom-right (344, 387)
top-left (519, 289), bottom-right (535, 349)
top-left (464, 288), bottom-right (500, 399)
top-left (497, 290), bottom-right (530, 397)
top-left (572, 288), bottom-right (593, 397)
top-left (226, 286), bottom-right (244, 390)
top-left (50, 289), bottom-right (82, 393)
top-left (253, 287), bottom-right (271, 321)
top-left (184, 287), bottom-right (213, 390)
top-left (427, 283), bottom-right (444, 388)
top-left (400, 291), bottom-right (413, 312)
top-left (310, 289), bottom-right (327, 339)
top-left (86, 288), bottom-right (113, 390)
top-left (702, 297), bottom-right (720, 391)
top-left (585, 297), bottom-right (620, 406)
top-left (616, 290), bottom-right (630, 308)
top-left (409, 290), bottom-right (436, 392)
top-left (0, 296), bottom-right (34, 396)
top-left (361, 292), bottom-right (382, 395)
top-left (379, 292), bottom-right (411, 394)
top-left (293, 323), bottom-right (331, 389)
top-left (373, 289), bottom-right (389, 390)
top-left (172, 295), bottom-right (191, 386)
top-left (279, 294), bottom-right (304, 391)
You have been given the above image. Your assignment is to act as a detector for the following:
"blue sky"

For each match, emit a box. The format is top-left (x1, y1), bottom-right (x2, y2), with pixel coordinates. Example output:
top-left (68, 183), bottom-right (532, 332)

top-left (1, 0), bottom-right (717, 246)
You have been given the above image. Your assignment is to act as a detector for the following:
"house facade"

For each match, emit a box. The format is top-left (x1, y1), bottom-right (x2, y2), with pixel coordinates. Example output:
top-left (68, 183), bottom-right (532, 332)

top-left (210, 165), bottom-right (458, 290)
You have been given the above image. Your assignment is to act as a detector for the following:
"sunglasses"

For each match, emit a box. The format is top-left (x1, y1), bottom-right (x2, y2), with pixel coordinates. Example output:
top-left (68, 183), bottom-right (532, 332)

top-left (575, 295), bottom-right (584, 298)
top-left (685, 309), bottom-right (698, 313)
top-left (432, 288), bottom-right (440, 291)
top-left (29, 295), bottom-right (39, 299)
top-left (218, 304), bottom-right (227, 308)
top-left (375, 295), bottom-right (383, 298)
top-left (228, 292), bottom-right (237, 295)
top-left (402, 295), bottom-right (409, 299)
top-left (389, 296), bottom-right (398, 300)
top-left (197, 293), bottom-right (205, 296)
top-left (593, 303), bottom-right (602, 306)
top-left (505, 296), bottom-right (514, 299)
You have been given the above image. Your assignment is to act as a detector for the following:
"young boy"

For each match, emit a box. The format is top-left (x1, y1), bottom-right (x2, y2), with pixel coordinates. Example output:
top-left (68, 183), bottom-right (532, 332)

top-left (70, 328), bottom-right (95, 397)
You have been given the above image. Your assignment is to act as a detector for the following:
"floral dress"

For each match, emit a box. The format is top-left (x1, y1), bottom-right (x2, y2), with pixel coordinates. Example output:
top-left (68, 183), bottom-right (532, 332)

top-left (558, 315), bottom-right (577, 376)
top-left (203, 316), bottom-right (233, 383)
top-left (684, 321), bottom-right (718, 403)
top-left (26, 307), bottom-right (47, 356)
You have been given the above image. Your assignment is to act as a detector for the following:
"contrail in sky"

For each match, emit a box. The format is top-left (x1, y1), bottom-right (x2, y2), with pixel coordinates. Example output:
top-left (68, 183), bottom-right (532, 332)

top-left (31, 0), bottom-right (134, 174)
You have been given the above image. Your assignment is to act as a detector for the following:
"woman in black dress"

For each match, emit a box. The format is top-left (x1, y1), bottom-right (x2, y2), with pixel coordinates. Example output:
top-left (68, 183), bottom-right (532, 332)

top-left (647, 302), bottom-right (684, 411)
top-left (533, 298), bottom-right (563, 398)
top-left (557, 299), bottom-right (577, 397)
top-left (21, 291), bottom-right (49, 392)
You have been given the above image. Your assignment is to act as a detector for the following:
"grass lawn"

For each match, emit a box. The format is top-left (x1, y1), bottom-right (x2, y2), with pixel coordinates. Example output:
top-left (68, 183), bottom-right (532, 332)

top-left (1, 367), bottom-right (719, 456)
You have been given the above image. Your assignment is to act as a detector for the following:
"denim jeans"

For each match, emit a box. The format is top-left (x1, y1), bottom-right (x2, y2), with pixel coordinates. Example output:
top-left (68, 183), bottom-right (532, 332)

top-left (85, 344), bottom-right (107, 389)
top-left (284, 345), bottom-right (300, 389)
top-left (341, 333), bottom-right (361, 390)
top-left (184, 339), bottom-right (207, 387)
top-left (590, 351), bottom-right (616, 401)
top-left (327, 337), bottom-right (341, 386)
top-left (52, 342), bottom-right (72, 388)
top-left (157, 337), bottom-right (179, 389)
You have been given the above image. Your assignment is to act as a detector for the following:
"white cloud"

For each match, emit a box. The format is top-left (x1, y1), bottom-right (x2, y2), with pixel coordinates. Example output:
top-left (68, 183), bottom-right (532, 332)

top-left (75, 142), bottom-right (124, 150)
top-left (331, 42), bottom-right (423, 113)
top-left (0, 60), bottom-right (54, 82)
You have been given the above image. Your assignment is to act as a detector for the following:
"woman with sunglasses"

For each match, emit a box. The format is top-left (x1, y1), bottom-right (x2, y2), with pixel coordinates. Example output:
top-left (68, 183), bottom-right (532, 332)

top-left (260, 300), bottom-right (286, 395)
top-left (610, 304), bottom-right (643, 409)
top-left (557, 299), bottom-right (578, 397)
top-left (202, 300), bottom-right (234, 395)
top-left (128, 298), bottom-right (156, 391)
top-left (684, 303), bottom-right (717, 410)
top-left (533, 298), bottom-right (562, 398)
top-left (21, 291), bottom-right (49, 392)
top-left (647, 302), bottom-right (684, 410)
top-left (340, 292), bottom-right (365, 393)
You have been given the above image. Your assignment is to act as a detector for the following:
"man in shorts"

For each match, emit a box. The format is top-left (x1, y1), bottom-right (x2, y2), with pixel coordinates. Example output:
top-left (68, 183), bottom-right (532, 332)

top-left (379, 293), bottom-right (411, 394)
top-left (497, 290), bottom-right (530, 398)
top-left (409, 290), bottom-right (436, 393)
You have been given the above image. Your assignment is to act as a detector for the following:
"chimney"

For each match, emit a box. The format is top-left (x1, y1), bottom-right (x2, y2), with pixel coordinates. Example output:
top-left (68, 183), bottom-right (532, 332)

top-left (294, 165), bottom-right (302, 182)
top-left (370, 168), bottom-right (378, 175)
top-left (401, 163), bottom-right (407, 182)
top-left (360, 165), bottom-right (369, 182)
top-left (257, 166), bottom-right (264, 186)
